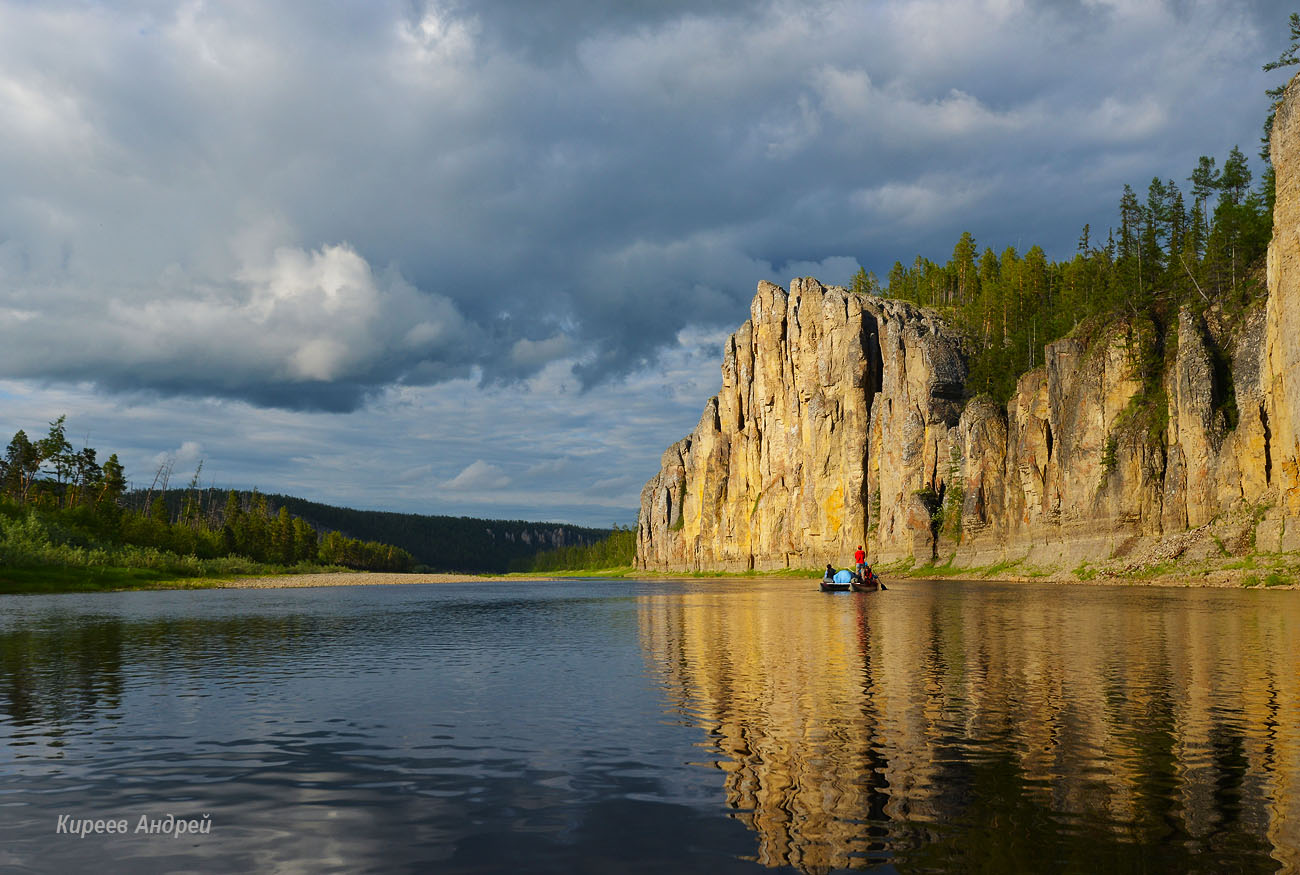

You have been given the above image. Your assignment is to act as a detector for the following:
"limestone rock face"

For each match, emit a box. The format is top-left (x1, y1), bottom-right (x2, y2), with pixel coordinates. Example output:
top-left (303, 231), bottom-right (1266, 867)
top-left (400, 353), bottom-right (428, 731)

top-left (637, 293), bottom-right (1283, 572)
top-left (637, 278), bottom-right (966, 571)
top-left (975, 326), bottom-right (1159, 565)
top-left (1264, 73), bottom-right (1300, 547)
top-left (866, 300), bottom-right (968, 562)
top-left (955, 395), bottom-right (1007, 563)
top-left (638, 73), bottom-right (1300, 572)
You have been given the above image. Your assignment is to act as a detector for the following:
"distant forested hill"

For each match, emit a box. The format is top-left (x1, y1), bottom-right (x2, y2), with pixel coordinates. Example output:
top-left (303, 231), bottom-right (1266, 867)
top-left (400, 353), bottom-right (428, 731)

top-left (129, 489), bottom-right (607, 572)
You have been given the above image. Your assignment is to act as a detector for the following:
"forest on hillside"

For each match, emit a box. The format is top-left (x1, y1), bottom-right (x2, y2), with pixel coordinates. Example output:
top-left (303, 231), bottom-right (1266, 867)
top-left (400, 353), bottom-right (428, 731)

top-left (509, 526), bottom-right (636, 572)
top-left (0, 417), bottom-right (415, 579)
top-left (139, 490), bottom-right (609, 573)
top-left (0, 414), bottom-right (618, 580)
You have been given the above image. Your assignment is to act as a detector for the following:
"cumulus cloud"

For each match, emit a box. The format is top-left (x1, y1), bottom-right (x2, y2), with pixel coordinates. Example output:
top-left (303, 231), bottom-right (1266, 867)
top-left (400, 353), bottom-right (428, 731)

top-left (0, 240), bottom-right (478, 410)
top-left (152, 440), bottom-right (204, 469)
top-left (0, 318), bottom-right (744, 525)
top-left (443, 460), bottom-right (512, 491)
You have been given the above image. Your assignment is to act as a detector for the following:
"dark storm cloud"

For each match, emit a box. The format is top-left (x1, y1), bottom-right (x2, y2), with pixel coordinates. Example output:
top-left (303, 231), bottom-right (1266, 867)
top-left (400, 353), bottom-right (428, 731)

top-left (0, 0), bottom-right (1294, 411)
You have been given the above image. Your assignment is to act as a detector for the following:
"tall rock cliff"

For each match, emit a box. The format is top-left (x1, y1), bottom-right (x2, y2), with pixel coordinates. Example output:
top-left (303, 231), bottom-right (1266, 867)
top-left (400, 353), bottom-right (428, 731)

top-left (638, 278), bottom-right (967, 571)
top-left (638, 74), bottom-right (1300, 572)
top-left (1264, 73), bottom-right (1300, 549)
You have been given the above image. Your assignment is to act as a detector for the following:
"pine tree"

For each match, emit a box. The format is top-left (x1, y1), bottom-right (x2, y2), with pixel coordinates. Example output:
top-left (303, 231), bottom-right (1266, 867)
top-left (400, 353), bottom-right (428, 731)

top-left (4, 430), bottom-right (42, 503)
top-left (272, 506), bottom-right (296, 565)
top-left (293, 518), bottom-right (318, 563)
top-left (951, 232), bottom-right (979, 306)
top-left (849, 267), bottom-right (881, 296)
top-left (38, 416), bottom-right (75, 503)
top-left (100, 454), bottom-right (126, 508)
top-left (1263, 12), bottom-right (1300, 161)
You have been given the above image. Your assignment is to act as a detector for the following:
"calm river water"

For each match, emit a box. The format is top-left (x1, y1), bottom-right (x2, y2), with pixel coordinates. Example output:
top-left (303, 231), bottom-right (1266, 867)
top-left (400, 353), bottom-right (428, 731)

top-left (1, 579), bottom-right (1298, 873)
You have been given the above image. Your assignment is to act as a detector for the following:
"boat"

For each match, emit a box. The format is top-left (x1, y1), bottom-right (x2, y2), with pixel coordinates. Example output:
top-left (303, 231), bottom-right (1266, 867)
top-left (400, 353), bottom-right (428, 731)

top-left (820, 568), bottom-right (855, 592)
top-left (850, 577), bottom-right (881, 592)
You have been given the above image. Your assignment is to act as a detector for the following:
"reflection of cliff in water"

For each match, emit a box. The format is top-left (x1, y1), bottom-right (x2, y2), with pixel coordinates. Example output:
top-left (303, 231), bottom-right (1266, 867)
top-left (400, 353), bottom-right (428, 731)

top-left (638, 585), bottom-right (1300, 873)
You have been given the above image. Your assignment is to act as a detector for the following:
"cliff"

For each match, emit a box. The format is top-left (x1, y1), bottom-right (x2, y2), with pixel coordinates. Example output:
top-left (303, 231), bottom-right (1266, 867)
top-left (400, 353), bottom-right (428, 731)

top-left (637, 76), bottom-right (1300, 574)
top-left (637, 279), bottom-right (967, 570)
top-left (1265, 72), bottom-right (1300, 548)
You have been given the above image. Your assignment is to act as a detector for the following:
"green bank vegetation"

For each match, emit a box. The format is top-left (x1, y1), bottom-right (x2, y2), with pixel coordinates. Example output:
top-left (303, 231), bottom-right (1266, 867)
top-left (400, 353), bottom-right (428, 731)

top-left (231, 493), bottom-right (607, 573)
top-left (510, 526), bottom-right (635, 573)
top-left (0, 416), bottom-right (415, 592)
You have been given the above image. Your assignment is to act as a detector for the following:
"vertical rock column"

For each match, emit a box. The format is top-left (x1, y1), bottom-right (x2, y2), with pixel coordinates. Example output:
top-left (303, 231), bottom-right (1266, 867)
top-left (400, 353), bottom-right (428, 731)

top-left (865, 301), bottom-right (969, 563)
top-left (638, 278), bottom-right (880, 571)
top-left (1265, 73), bottom-right (1300, 546)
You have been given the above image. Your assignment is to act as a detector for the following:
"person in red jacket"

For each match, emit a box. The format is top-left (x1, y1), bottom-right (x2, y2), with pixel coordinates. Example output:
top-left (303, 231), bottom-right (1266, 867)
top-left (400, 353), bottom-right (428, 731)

top-left (854, 545), bottom-right (866, 576)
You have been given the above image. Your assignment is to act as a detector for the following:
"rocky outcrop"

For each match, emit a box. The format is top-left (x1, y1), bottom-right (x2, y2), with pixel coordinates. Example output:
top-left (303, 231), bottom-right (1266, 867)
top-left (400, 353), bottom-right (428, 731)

top-left (954, 309), bottom-right (1264, 567)
top-left (637, 278), bottom-right (966, 571)
top-left (638, 73), bottom-right (1300, 572)
top-left (639, 284), bottom-right (1277, 572)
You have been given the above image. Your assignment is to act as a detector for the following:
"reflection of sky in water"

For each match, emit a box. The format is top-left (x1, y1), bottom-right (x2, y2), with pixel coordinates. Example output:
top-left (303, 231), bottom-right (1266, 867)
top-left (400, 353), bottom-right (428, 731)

top-left (0, 583), bottom-right (768, 873)
top-left (1, 581), bottom-right (1298, 872)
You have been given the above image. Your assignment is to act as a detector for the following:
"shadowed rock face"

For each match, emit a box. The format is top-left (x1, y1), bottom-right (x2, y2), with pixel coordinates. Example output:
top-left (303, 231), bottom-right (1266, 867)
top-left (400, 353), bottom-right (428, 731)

top-left (638, 74), bottom-right (1300, 573)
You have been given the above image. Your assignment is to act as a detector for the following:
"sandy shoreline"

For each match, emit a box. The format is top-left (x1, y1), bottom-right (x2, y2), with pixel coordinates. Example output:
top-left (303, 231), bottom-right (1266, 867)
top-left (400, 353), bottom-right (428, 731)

top-left (217, 572), bottom-right (498, 588)
top-left (213, 570), bottom-right (1294, 590)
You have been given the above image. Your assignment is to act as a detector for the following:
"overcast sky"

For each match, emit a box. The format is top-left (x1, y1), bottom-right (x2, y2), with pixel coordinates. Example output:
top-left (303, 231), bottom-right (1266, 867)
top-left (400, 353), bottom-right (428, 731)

top-left (0, 0), bottom-right (1294, 527)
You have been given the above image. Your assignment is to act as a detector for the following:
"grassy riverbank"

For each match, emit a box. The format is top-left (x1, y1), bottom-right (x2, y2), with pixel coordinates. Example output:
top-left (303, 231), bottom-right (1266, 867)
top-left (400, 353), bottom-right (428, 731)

top-left (875, 551), bottom-right (1300, 589)
top-left (603, 551), bottom-right (1300, 589)
top-left (0, 565), bottom-right (211, 594)
top-left (0, 563), bottom-right (359, 595)
top-left (14, 549), bottom-right (1299, 594)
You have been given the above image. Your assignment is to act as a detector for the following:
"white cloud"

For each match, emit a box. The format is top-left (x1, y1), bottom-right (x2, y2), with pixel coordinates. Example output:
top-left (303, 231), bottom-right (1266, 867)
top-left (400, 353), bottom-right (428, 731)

top-left (397, 6), bottom-right (478, 69)
top-left (443, 460), bottom-right (511, 491)
top-left (0, 239), bottom-right (476, 407)
top-left (1078, 95), bottom-right (1169, 143)
top-left (852, 176), bottom-right (996, 228)
top-left (813, 68), bottom-right (1032, 143)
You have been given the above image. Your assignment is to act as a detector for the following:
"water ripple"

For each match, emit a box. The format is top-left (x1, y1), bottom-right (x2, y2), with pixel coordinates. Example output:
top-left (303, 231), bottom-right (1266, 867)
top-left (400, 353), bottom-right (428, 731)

top-left (2, 580), bottom-right (1298, 872)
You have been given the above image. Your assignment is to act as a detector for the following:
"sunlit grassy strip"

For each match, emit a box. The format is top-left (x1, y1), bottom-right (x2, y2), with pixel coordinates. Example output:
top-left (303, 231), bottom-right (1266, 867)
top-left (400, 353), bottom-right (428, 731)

top-left (0, 519), bottom-right (355, 594)
top-left (582, 553), bottom-right (1300, 586)
top-left (0, 502), bottom-right (363, 593)
top-left (499, 566), bottom-right (639, 579)
top-left (886, 552), bottom-right (1300, 587)
top-left (501, 567), bottom-right (827, 579)
top-left (0, 566), bottom-right (219, 594)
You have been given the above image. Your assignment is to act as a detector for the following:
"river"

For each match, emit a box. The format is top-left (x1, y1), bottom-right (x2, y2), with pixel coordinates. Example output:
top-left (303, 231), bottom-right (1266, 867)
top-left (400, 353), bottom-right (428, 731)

top-left (1, 579), bottom-right (1296, 872)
